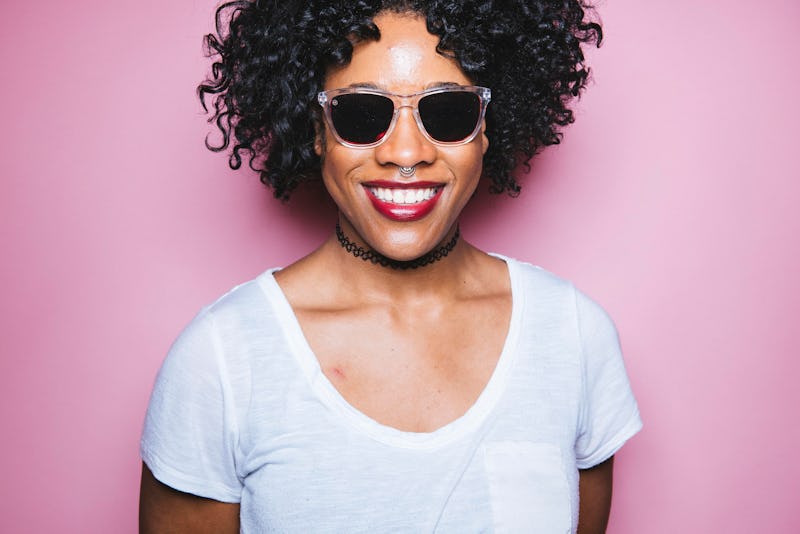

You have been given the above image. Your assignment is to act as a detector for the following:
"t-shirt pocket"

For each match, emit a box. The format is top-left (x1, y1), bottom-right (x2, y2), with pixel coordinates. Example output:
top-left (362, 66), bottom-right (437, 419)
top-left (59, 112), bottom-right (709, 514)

top-left (484, 441), bottom-right (572, 534)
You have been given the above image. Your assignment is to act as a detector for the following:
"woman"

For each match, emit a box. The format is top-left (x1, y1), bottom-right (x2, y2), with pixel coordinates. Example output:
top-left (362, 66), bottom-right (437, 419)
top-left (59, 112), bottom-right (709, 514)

top-left (140, 1), bottom-right (641, 532)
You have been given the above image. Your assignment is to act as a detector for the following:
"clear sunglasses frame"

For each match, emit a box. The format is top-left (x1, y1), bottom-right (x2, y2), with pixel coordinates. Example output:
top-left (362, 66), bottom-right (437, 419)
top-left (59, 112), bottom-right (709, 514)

top-left (317, 85), bottom-right (491, 149)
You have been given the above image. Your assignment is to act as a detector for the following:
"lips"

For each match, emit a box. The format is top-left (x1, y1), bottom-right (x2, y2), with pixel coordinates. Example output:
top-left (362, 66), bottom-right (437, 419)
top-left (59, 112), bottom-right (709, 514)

top-left (363, 181), bottom-right (444, 221)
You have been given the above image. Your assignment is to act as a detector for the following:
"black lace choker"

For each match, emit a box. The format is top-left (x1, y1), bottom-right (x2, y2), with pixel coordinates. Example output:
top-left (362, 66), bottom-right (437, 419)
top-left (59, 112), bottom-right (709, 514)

top-left (335, 222), bottom-right (460, 270)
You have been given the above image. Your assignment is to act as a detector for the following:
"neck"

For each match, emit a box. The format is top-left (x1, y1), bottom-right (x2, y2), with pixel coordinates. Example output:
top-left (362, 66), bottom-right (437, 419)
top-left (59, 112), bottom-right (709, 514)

top-left (322, 219), bottom-right (477, 303)
top-left (335, 222), bottom-right (460, 271)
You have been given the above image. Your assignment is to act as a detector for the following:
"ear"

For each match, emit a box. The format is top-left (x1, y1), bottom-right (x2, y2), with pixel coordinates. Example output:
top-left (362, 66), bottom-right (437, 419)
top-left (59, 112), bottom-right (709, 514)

top-left (314, 120), bottom-right (324, 156)
top-left (480, 119), bottom-right (489, 155)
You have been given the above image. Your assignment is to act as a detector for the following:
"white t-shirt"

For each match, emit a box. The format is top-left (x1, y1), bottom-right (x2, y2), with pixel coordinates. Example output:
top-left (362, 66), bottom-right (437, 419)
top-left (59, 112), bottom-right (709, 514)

top-left (141, 256), bottom-right (642, 533)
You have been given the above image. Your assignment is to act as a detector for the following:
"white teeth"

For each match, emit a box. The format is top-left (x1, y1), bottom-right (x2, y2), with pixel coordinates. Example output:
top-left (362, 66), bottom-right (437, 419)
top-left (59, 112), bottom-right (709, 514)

top-left (368, 186), bottom-right (440, 205)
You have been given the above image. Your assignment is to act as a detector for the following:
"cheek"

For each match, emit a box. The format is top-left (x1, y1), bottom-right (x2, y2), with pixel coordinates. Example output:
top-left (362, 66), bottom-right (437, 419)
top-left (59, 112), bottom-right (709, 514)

top-left (461, 144), bottom-right (487, 198)
top-left (319, 141), bottom-right (367, 201)
top-left (451, 141), bottom-right (487, 178)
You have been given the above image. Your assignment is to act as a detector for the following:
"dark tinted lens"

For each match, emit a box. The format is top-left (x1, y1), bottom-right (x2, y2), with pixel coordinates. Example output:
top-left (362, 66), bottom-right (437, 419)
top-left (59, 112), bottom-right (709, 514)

top-left (418, 91), bottom-right (481, 142)
top-left (329, 93), bottom-right (394, 145)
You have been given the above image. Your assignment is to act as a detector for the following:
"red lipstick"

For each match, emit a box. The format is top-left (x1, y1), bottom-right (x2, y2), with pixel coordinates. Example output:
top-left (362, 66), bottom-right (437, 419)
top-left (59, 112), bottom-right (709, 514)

top-left (363, 181), bottom-right (443, 222)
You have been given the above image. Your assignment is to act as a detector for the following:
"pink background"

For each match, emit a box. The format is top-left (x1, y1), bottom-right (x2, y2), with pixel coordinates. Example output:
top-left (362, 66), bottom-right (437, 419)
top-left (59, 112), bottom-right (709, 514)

top-left (2, 0), bottom-right (798, 532)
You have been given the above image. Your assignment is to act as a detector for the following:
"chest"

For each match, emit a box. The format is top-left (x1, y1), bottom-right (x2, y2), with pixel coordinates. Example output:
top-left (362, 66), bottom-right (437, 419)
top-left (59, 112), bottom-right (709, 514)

top-left (294, 294), bottom-right (512, 432)
top-left (235, 338), bottom-right (583, 534)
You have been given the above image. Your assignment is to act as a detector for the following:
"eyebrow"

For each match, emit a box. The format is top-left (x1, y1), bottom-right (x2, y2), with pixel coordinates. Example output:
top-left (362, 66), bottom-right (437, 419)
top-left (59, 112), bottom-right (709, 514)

top-left (345, 81), bottom-right (463, 91)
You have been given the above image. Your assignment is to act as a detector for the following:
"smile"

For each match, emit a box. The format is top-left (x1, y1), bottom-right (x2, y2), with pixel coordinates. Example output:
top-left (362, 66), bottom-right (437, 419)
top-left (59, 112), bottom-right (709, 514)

top-left (367, 185), bottom-right (441, 205)
top-left (362, 181), bottom-right (444, 221)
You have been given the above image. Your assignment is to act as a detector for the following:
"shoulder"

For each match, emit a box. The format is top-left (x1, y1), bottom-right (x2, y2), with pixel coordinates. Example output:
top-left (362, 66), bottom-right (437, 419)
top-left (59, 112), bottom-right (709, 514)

top-left (178, 268), bottom-right (297, 342)
top-left (161, 269), bottom-right (287, 372)
top-left (498, 255), bottom-right (580, 309)
top-left (497, 255), bottom-right (619, 348)
top-left (500, 256), bottom-right (570, 287)
top-left (202, 269), bottom-right (280, 319)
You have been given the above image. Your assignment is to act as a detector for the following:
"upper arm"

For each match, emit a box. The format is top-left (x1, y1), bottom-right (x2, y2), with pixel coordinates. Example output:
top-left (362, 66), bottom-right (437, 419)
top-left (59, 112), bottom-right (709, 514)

top-left (574, 290), bottom-right (641, 468)
top-left (141, 309), bottom-right (243, 504)
top-left (577, 456), bottom-right (614, 534)
top-left (139, 463), bottom-right (240, 534)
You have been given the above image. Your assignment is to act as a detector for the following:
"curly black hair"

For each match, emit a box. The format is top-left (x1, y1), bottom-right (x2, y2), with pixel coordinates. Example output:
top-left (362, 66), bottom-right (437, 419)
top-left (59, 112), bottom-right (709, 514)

top-left (199, 0), bottom-right (601, 200)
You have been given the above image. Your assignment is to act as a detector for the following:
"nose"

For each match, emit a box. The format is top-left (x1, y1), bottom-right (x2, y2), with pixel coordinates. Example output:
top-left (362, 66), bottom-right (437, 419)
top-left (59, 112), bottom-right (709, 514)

top-left (374, 106), bottom-right (436, 171)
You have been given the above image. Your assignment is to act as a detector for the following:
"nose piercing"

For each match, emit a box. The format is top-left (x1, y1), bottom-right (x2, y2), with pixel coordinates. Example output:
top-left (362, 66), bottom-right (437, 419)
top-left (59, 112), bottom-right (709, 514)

top-left (399, 166), bottom-right (416, 178)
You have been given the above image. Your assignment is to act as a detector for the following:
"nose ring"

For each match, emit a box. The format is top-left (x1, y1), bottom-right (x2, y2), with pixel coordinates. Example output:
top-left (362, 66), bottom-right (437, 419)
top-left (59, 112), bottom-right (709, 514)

top-left (399, 166), bottom-right (416, 178)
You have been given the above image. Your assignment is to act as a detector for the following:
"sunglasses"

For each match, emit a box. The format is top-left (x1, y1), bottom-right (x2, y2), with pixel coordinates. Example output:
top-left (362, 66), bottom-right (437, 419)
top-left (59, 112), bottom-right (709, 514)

top-left (317, 85), bottom-right (491, 148)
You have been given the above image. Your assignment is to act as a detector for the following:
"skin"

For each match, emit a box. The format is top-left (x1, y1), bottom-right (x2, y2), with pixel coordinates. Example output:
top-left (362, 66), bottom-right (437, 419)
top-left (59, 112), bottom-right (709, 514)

top-left (578, 456), bottom-right (614, 534)
top-left (140, 11), bottom-right (613, 533)
top-left (315, 15), bottom-right (489, 264)
top-left (299, 11), bottom-right (505, 434)
top-left (139, 465), bottom-right (239, 534)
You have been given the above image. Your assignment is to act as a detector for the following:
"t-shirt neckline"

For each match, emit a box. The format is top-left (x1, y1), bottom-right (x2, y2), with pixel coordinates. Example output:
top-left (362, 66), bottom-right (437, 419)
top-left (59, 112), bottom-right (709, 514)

top-left (258, 254), bottom-right (523, 450)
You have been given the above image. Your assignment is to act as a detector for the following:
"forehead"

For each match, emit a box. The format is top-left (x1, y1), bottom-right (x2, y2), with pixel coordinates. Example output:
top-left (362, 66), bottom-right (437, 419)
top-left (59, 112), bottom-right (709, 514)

top-left (324, 12), bottom-right (471, 91)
